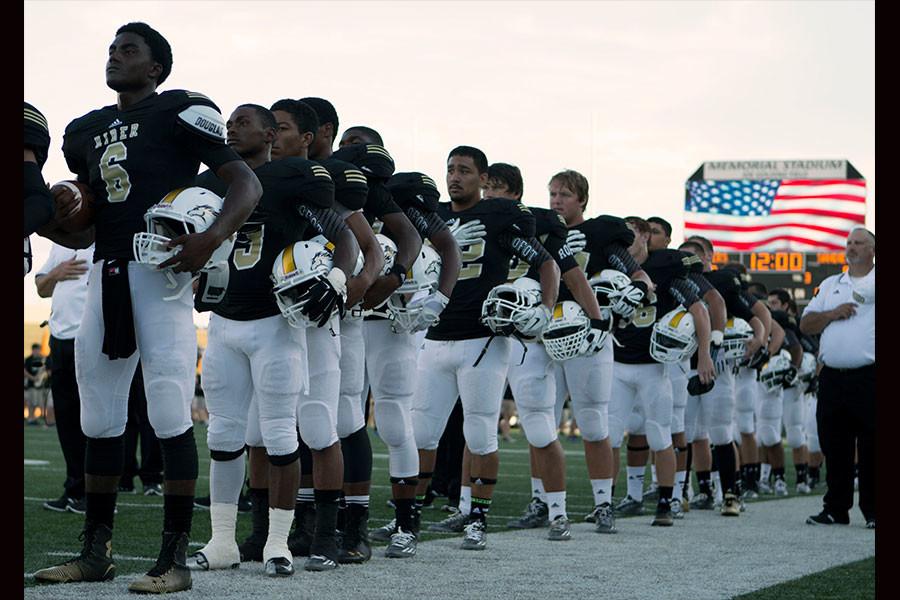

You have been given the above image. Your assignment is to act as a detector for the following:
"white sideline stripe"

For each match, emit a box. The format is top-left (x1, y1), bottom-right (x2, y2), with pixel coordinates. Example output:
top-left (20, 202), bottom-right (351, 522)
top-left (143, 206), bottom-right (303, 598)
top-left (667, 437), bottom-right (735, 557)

top-left (24, 459), bottom-right (50, 465)
top-left (25, 497), bottom-right (162, 508)
top-left (46, 551), bottom-right (154, 562)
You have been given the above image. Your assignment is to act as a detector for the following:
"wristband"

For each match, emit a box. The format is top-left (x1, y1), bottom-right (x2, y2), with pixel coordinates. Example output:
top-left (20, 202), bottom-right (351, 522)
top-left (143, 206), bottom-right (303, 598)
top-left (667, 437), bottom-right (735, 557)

top-left (710, 330), bottom-right (724, 346)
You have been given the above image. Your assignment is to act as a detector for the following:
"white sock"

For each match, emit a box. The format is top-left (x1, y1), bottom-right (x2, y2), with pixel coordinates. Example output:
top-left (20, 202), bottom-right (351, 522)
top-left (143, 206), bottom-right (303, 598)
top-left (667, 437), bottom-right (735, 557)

top-left (760, 463), bottom-right (772, 484)
top-left (590, 478), bottom-right (613, 506)
top-left (651, 464), bottom-right (658, 486)
top-left (531, 477), bottom-right (546, 502)
top-left (345, 495), bottom-right (369, 508)
top-left (673, 471), bottom-right (687, 501)
top-left (263, 507), bottom-right (294, 562)
top-left (459, 486), bottom-right (472, 515)
top-left (626, 466), bottom-right (645, 500)
top-left (711, 471), bottom-right (723, 503)
top-left (210, 455), bottom-right (245, 505)
top-left (209, 502), bottom-right (238, 545)
top-left (545, 491), bottom-right (567, 520)
top-left (296, 487), bottom-right (315, 504)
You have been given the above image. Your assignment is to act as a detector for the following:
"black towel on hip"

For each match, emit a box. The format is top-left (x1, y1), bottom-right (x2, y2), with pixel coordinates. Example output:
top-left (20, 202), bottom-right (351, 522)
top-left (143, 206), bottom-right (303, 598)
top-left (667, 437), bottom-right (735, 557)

top-left (101, 259), bottom-right (137, 360)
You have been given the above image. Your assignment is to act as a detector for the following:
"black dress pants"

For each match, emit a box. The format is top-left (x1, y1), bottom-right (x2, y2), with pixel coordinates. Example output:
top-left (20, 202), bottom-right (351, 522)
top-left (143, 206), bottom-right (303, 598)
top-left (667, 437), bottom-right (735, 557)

top-left (48, 336), bottom-right (85, 499)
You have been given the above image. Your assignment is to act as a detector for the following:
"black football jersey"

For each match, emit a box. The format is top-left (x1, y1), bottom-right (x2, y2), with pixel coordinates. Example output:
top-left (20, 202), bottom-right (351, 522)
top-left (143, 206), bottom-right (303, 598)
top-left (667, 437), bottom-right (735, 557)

top-left (505, 205), bottom-right (578, 282)
top-left (194, 158), bottom-right (340, 320)
top-left (62, 90), bottom-right (241, 261)
top-left (386, 172), bottom-right (447, 241)
top-left (615, 250), bottom-right (701, 364)
top-left (319, 158), bottom-right (369, 212)
top-left (702, 268), bottom-right (756, 321)
top-left (558, 215), bottom-right (639, 302)
top-left (24, 102), bottom-right (51, 168)
top-left (770, 309), bottom-right (802, 352)
top-left (428, 198), bottom-right (550, 341)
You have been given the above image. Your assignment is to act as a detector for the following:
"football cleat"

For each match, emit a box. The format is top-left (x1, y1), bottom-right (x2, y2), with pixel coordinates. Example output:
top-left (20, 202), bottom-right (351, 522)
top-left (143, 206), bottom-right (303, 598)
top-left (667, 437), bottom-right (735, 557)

top-left (774, 479), bottom-right (789, 496)
top-left (369, 518), bottom-right (398, 543)
top-left (614, 495), bottom-right (644, 516)
top-left (670, 498), bottom-right (685, 519)
top-left (721, 493), bottom-right (740, 517)
top-left (741, 488), bottom-right (759, 500)
top-left (304, 554), bottom-right (339, 572)
top-left (589, 503), bottom-right (617, 534)
top-left (507, 497), bottom-right (549, 529)
top-left (33, 523), bottom-right (116, 584)
top-left (128, 531), bottom-right (192, 594)
top-left (428, 509), bottom-right (470, 533)
top-left (689, 493), bottom-right (714, 510)
top-left (187, 538), bottom-right (240, 571)
top-left (460, 520), bottom-right (487, 550)
top-left (385, 528), bottom-right (418, 558)
top-left (337, 505), bottom-right (371, 564)
top-left (806, 510), bottom-right (849, 526)
top-left (547, 516), bottom-right (572, 541)
top-left (265, 557), bottom-right (294, 577)
top-left (758, 480), bottom-right (773, 495)
top-left (866, 519), bottom-right (875, 530)
top-left (43, 494), bottom-right (74, 513)
top-left (796, 482), bottom-right (812, 495)
top-left (287, 503), bottom-right (316, 557)
top-left (143, 483), bottom-right (163, 497)
top-left (651, 507), bottom-right (674, 527)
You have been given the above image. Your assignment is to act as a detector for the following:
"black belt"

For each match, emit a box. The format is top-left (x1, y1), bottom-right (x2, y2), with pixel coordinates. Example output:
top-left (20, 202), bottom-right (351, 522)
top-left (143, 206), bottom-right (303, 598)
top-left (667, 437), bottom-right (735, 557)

top-left (823, 363), bottom-right (875, 373)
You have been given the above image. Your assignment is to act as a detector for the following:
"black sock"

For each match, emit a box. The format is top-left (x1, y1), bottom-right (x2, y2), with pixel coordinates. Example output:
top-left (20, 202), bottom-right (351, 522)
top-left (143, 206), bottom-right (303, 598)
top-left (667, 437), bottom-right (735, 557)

top-left (250, 487), bottom-right (269, 536)
top-left (163, 494), bottom-right (194, 534)
top-left (394, 498), bottom-right (417, 532)
top-left (657, 486), bottom-right (673, 511)
top-left (795, 463), bottom-right (808, 483)
top-left (713, 445), bottom-right (737, 495)
top-left (312, 489), bottom-right (341, 553)
top-left (773, 467), bottom-right (785, 481)
top-left (697, 471), bottom-right (712, 496)
top-left (809, 465), bottom-right (820, 480)
top-left (470, 497), bottom-right (491, 523)
top-left (86, 492), bottom-right (117, 529)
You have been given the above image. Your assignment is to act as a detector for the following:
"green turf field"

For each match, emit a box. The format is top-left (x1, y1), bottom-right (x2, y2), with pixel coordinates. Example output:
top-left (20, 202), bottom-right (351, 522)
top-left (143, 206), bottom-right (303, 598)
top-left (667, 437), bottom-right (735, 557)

top-left (25, 422), bottom-right (830, 587)
top-left (734, 557), bottom-right (875, 600)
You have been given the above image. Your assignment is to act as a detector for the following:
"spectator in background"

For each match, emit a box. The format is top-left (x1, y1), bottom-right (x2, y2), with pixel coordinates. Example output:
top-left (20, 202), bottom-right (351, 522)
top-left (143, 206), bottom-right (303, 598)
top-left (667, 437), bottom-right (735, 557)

top-left (801, 227), bottom-right (875, 529)
top-left (120, 364), bottom-right (164, 496)
top-left (24, 343), bottom-right (46, 425)
top-left (34, 243), bottom-right (92, 512)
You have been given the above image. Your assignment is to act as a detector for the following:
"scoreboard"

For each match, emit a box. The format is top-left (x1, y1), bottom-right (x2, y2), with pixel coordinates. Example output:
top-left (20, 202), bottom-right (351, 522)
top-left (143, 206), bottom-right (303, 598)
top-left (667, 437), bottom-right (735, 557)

top-left (710, 251), bottom-right (848, 308)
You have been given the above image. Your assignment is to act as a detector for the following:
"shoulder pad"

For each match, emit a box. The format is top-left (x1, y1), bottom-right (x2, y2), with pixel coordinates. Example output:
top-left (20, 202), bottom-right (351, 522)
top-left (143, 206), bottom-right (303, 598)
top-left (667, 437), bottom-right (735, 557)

top-left (583, 215), bottom-right (635, 249)
top-left (176, 104), bottom-right (226, 142)
top-left (331, 143), bottom-right (395, 180)
top-left (679, 251), bottom-right (705, 274)
top-left (476, 198), bottom-right (536, 237)
top-left (320, 158), bottom-right (367, 211)
top-left (770, 309), bottom-right (791, 328)
top-left (24, 102), bottom-right (50, 166)
top-left (387, 172), bottom-right (440, 212)
top-left (525, 206), bottom-right (566, 237)
top-left (645, 249), bottom-right (689, 274)
top-left (704, 268), bottom-right (741, 293)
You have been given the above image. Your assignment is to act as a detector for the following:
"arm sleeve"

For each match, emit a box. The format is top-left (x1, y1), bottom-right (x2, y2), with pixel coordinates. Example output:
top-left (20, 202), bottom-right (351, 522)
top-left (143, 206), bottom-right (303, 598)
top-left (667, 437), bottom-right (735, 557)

top-left (498, 233), bottom-right (553, 268)
top-left (24, 162), bottom-right (54, 236)
top-left (668, 277), bottom-right (702, 308)
top-left (688, 272), bottom-right (715, 295)
top-left (298, 206), bottom-right (349, 242)
top-left (405, 206), bottom-right (448, 240)
top-left (542, 231), bottom-right (579, 272)
top-left (604, 244), bottom-right (642, 276)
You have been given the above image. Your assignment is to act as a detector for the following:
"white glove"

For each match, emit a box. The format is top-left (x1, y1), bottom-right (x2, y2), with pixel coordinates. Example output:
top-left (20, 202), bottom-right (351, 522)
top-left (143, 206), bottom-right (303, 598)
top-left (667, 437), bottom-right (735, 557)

top-left (448, 218), bottom-right (486, 247)
top-left (514, 304), bottom-right (552, 337)
top-left (404, 291), bottom-right (450, 333)
top-left (579, 313), bottom-right (613, 355)
top-left (565, 229), bottom-right (587, 254)
top-left (610, 281), bottom-right (648, 319)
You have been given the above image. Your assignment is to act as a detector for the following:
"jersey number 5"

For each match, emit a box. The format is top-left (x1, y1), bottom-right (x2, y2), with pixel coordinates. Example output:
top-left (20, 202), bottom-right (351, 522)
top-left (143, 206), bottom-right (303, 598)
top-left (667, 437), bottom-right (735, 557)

top-left (233, 226), bottom-right (264, 270)
top-left (459, 241), bottom-right (486, 281)
top-left (100, 142), bottom-right (132, 203)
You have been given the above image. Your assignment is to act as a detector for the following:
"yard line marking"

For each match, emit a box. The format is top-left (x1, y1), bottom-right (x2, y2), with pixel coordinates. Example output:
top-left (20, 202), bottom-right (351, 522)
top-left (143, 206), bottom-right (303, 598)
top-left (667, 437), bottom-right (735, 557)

top-left (47, 551), bottom-right (154, 562)
top-left (24, 459), bottom-right (50, 465)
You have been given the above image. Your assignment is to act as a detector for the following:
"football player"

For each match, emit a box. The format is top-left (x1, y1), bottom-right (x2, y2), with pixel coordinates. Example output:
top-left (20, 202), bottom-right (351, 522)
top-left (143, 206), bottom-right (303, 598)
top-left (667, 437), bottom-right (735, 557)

top-left (24, 102), bottom-right (55, 274)
top-left (33, 23), bottom-right (262, 592)
top-left (189, 104), bottom-right (358, 577)
top-left (646, 216), bottom-right (672, 252)
top-left (610, 217), bottom-right (713, 526)
top-left (548, 170), bottom-right (654, 533)
top-left (410, 146), bottom-right (560, 551)
top-left (339, 125), bottom-right (384, 148)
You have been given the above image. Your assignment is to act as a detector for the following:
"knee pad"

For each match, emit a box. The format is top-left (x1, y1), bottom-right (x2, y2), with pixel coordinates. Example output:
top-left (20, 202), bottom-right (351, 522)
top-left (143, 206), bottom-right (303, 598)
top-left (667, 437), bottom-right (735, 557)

top-left (374, 398), bottom-right (413, 449)
top-left (210, 448), bottom-right (245, 462)
top-left (258, 403), bottom-right (299, 457)
top-left (576, 405), bottom-right (608, 442)
top-left (340, 426), bottom-right (373, 483)
top-left (85, 435), bottom-right (126, 476)
top-left (207, 413), bottom-right (249, 454)
top-left (336, 391), bottom-right (365, 438)
top-left (645, 420), bottom-right (672, 452)
top-left (519, 409), bottom-right (557, 449)
top-left (159, 428), bottom-right (199, 480)
top-left (463, 413), bottom-right (498, 455)
top-left (387, 438), bottom-right (419, 479)
top-left (786, 425), bottom-right (805, 449)
top-left (412, 406), bottom-right (444, 451)
top-left (627, 410), bottom-right (646, 436)
top-left (146, 368), bottom-right (193, 440)
top-left (268, 447), bottom-right (301, 467)
top-left (298, 400), bottom-right (338, 451)
top-left (709, 424), bottom-right (733, 447)
top-left (757, 422), bottom-right (781, 447)
top-left (806, 432), bottom-right (821, 454)
top-left (737, 410), bottom-right (756, 435)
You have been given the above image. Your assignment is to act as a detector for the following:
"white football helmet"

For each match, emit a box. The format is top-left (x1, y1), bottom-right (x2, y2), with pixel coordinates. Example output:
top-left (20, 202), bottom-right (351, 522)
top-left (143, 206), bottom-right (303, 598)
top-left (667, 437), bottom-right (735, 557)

top-left (481, 277), bottom-right (542, 337)
top-left (542, 301), bottom-right (591, 362)
top-left (798, 352), bottom-right (818, 383)
top-left (758, 349), bottom-right (793, 393)
top-left (133, 187), bottom-right (235, 272)
top-left (271, 240), bottom-right (333, 328)
top-left (589, 269), bottom-right (631, 309)
top-left (650, 308), bottom-right (699, 363)
top-left (386, 244), bottom-right (442, 332)
top-left (722, 317), bottom-right (753, 360)
top-left (308, 234), bottom-right (365, 276)
top-left (374, 234), bottom-right (398, 276)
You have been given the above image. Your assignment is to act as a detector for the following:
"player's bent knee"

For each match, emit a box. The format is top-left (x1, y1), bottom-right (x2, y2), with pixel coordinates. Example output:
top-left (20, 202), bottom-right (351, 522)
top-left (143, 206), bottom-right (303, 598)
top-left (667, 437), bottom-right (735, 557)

top-left (374, 400), bottom-right (412, 448)
top-left (757, 423), bottom-right (780, 447)
top-left (268, 447), bottom-right (300, 467)
top-left (298, 401), bottom-right (338, 451)
top-left (786, 426), bottom-right (805, 449)
top-left (709, 425), bottom-right (733, 446)
top-left (463, 416), bottom-right (498, 455)
top-left (577, 407), bottom-right (608, 442)
top-left (737, 411), bottom-right (756, 435)
top-left (519, 412), bottom-right (556, 449)
top-left (646, 420), bottom-right (672, 452)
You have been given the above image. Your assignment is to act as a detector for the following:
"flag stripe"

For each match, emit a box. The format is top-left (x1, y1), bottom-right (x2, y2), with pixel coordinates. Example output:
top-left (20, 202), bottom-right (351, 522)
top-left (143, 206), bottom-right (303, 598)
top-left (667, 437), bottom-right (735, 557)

top-left (686, 226), bottom-right (851, 246)
top-left (769, 208), bottom-right (866, 221)
top-left (780, 179), bottom-right (866, 188)
top-left (711, 236), bottom-right (846, 252)
top-left (685, 221), bottom-right (849, 238)
top-left (685, 212), bottom-right (859, 232)
top-left (770, 200), bottom-right (866, 214)
top-left (774, 194), bottom-right (866, 203)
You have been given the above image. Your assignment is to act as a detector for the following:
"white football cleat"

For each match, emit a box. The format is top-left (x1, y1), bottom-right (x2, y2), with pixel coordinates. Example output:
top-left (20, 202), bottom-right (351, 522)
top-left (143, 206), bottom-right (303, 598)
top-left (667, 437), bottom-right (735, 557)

top-left (188, 539), bottom-right (240, 571)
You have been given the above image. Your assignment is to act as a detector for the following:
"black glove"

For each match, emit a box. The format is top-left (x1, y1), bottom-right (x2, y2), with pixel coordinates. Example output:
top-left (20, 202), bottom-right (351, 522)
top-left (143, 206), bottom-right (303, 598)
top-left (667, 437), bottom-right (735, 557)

top-left (687, 375), bottom-right (715, 396)
top-left (611, 280), bottom-right (648, 319)
top-left (781, 365), bottom-right (799, 389)
top-left (747, 347), bottom-right (770, 371)
top-left (299, 277), bottom-right (346, 327)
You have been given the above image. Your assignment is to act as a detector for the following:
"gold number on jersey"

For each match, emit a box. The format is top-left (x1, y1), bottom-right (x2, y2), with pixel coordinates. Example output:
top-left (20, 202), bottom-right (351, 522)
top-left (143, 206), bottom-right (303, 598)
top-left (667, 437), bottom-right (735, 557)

top-left (575, 251), bottom-right (591, 273)
top-left (233, 225), bottom-right (265, 270)
top-left (632, 305), bottom-right (657, 328)
top-left (459, 241), bottom-right (486, 281)
top-left (99, 142), bottom-right (132, 203)
top-left (507, 258), bottom-right (530, 282)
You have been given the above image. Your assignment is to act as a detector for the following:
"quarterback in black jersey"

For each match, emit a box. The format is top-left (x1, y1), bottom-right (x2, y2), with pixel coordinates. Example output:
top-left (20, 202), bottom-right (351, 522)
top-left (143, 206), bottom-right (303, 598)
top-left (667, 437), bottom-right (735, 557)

top-left (411, 146), bottom-right (559, 551)
top-left (189, 104), bottom-right (358, 577)
top-left (610, 218), bottom-right (712, 526)
top-left (33, 23), bottom-right (262, 593)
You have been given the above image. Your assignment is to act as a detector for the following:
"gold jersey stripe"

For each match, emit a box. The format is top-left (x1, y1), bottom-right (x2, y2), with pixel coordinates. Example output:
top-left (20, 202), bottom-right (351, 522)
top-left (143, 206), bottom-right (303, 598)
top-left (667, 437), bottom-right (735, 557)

top-left (366, 146), bottom-right (392, 158)
top-left (282, 243), bottom-right (297, 274)
top-left (161, 188), bottom-right (186, 204)
top-left (345, 175), bottom-right (368, 184)
top-left (185, 92), bottom-right (212, 101)
top-left (24, 110), bottom-right (49, 131)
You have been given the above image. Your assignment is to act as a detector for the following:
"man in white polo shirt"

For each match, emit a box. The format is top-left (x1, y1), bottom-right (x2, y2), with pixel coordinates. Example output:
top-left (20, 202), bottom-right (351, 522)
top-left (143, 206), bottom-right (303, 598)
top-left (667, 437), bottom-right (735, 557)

top-left (35, 243), bottom-right (94, 514)
top-left (800, 227), bottom-right (875, 529)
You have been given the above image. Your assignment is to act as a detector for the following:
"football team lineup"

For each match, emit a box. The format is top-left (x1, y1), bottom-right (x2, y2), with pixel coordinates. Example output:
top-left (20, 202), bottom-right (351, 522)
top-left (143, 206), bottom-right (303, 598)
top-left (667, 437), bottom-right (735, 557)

top-left (23, 6), bottom-right (874, 597)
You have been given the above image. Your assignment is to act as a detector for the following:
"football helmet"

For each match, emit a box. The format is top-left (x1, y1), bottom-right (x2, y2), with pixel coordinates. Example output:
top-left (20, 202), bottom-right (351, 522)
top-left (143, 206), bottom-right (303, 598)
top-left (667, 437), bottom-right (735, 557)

top-left (542, 301), bottom-right (591, 362)
top-left (758, 350), bottom-right (793, 393)
top-left (798, 352), bottom-right (817, 383)
top-left (386, 245), bottom-right (442, 332)
top-left (589, 269), bottom-right (631, 309)
top-left (308, 234), bottom-right (365, 277)
top-left (481, 277), bottom-right (543, 337)
top-left (649, 308), bottom-right (699, 363)
top-left (722, 317), bottom-right (753, 360)
top-left (271, 240), bottom-right (333, 328)
top-left (133, 187), bottom-right (235, 272)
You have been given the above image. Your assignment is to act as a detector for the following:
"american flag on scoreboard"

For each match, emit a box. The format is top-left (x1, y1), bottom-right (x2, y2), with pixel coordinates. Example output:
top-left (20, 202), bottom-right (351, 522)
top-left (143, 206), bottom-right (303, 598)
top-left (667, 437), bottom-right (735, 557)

top-left (683, 179), bottom-right (867, 251)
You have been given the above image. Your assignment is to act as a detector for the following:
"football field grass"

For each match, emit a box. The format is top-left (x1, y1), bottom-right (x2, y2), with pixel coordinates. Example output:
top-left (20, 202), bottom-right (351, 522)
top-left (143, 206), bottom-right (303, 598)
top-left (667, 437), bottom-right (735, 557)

top-left (25, 422), bottom-right (872, 597)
